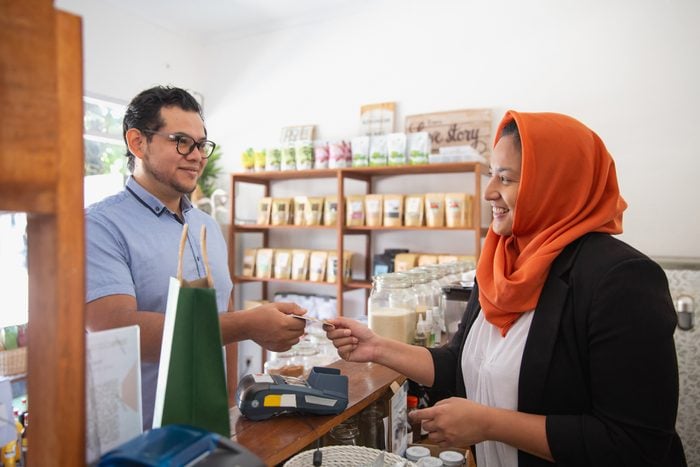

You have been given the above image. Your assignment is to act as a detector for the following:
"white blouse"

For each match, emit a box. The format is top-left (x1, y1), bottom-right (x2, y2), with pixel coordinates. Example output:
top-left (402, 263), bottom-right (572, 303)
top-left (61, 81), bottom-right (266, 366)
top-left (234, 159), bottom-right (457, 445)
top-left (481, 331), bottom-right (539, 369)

top-left (461, 310), bottom-right (534, 467)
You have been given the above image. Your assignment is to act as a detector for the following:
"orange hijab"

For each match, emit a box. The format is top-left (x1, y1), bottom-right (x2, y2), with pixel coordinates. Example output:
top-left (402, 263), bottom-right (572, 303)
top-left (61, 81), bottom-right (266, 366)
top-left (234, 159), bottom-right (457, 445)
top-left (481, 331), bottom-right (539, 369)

top-left (476, 111), bottom-right (627, 336)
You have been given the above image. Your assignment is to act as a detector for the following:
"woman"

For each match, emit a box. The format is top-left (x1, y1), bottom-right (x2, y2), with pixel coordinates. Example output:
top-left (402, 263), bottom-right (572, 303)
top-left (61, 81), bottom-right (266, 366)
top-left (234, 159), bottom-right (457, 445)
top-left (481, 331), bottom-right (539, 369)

top-left (325, 111), bottom-right (686, 466)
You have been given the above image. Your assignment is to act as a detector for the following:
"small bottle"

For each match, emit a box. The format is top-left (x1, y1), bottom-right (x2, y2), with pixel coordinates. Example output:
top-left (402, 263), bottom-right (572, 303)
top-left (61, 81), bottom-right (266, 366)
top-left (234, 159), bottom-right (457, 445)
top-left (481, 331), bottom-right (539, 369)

top-left (425, 309), bottom-right (435, 347)
top-left (414, 316), bottom-right (427, 347)
top-left (407, 395), bottom-right (421, 443)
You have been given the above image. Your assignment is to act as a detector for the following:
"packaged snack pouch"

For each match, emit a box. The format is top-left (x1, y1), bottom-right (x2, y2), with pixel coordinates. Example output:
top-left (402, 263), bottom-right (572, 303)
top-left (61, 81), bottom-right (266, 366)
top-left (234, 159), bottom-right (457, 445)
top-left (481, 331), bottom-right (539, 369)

top-left (254, 150), bottom-right (266, 172)
top-left (242, 248), bottom-right (257, 276)
top-left (364, 194), bottom-right (383, 227)
top-left (326, 251), bottom-right (338, 283)
top-left (265, 147), bottom-right (281, 171)
top-left (294, 139), bottom-right (314, 170)
top-left (291, 249), bottom-right (311, 281)
top-left (425, 193), bottom-right (445, 227)
top-left (281, 143), bottom-right (296, 171)
top-left (255, 248), bottom-right (274, 279)
top-left (351, 136), bottom-right (370, 167)
top-left (346, 195), bottom-right (365, 226)
top-left (241, 148), bottom-right (255, 171)
top-left (273, 249), bottom-right (292, 279)
top-left (394, 253), bottom-right (418, 272)
top-left (369, 135), bottom-right (388, 167)
top-left (387, 133), bottom-right (407, 166)
top-left (308, 250), bottom-right (328, 282)
top-left (314, 141), bottom-right (329, 169)
top-left (304, 196), bottom-right (324, 226)
top-left (270, 198), bottom-right (291, 225)
top-left (445, 192), bottom-right (468, 227)
top-left (257, 197), bottom-right (272, 225)
top-left (383, 194), bottom-right (403, 227)
top-left (407, 132), bottom-right (431, 165)
top-left (323, 195), bottom-right (338, 226)
top-left (293, 196), bottom-right (307, 226)
top-left (404, 194), bottom-right (424, 227)
top-left (418, 254), bottom-right (438, 266)
top-left (328, 141), bottom-right (348, 168)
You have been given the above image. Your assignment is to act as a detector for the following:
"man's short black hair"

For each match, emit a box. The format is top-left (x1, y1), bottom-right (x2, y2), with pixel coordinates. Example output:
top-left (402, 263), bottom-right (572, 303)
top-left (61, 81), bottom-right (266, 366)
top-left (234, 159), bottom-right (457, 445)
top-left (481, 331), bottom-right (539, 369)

top-left (122, 86), bottom-right (203, 173)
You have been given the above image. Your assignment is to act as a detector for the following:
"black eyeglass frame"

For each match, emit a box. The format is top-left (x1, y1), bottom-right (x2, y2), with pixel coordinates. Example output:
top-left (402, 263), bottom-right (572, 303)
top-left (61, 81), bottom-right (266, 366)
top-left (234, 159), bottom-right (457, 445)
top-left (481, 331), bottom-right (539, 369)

top-left (140, 129), bottom-right (217, 158)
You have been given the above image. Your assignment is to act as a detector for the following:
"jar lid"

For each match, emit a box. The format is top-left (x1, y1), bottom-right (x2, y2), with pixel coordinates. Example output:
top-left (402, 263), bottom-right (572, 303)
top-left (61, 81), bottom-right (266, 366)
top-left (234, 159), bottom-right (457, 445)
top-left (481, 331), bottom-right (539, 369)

top-left (405, 269), bottom-right (430, 284)
top-left (416, 456), bottom-right (443, 467)
top-left (439, 450), bottom-right (465, 465)
top-left (372, 272), bottom-right (411, 288)
top-left (405, 445), bottom-right (431, 461)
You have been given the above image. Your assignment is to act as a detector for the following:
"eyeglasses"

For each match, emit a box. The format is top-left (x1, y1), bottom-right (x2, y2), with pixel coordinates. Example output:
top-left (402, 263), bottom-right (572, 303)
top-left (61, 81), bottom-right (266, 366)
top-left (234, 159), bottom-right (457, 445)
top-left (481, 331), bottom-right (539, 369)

top-left (141, 129), bottom-right (217, 158)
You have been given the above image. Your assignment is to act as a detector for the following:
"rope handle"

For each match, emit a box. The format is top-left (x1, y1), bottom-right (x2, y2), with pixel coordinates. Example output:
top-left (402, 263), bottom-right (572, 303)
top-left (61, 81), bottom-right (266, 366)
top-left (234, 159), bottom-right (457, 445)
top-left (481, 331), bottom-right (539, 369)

top-left (176, 223), bottom-right (214, 288)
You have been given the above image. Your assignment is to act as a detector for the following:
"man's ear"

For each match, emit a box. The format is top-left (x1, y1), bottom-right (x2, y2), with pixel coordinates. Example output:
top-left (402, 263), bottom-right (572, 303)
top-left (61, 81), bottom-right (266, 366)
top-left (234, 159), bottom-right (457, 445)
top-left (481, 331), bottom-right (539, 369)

top-left (125, 128), bottom-right (146, 160)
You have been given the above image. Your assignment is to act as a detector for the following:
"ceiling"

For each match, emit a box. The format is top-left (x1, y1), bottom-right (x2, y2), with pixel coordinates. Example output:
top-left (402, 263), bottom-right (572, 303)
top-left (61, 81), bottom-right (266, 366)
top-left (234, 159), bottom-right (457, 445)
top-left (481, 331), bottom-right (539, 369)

top-left (101, 0), bottom-right (371, 44)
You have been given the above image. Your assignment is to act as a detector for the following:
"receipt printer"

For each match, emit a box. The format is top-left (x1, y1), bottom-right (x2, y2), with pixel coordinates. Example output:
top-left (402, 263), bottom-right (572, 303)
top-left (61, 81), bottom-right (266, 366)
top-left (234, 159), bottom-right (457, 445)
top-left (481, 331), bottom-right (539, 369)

top-left (237, 366), bottom-right (349, 420)
top-left (98, 424), bottom-right (265, 467)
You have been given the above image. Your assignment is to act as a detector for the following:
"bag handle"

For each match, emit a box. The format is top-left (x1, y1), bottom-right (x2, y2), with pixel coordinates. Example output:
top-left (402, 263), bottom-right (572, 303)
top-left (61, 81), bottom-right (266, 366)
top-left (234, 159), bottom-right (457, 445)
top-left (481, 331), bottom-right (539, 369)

top-left (177, 223), bottom-right (214, 288)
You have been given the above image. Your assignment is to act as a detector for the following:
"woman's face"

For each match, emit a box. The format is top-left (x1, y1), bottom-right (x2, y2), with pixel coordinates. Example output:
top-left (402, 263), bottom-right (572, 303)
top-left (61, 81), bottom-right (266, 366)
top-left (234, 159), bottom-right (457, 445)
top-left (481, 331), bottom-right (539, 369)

top-left (485, 134), bottom-right (522, 236)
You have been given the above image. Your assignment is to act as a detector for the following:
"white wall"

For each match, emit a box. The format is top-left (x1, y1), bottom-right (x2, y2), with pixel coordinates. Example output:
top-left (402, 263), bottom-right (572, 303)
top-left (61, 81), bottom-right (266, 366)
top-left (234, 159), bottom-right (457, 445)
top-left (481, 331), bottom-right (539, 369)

top-left (56, 0), bottom-right (203, 102)
top-left (201, 0), bottom-right (700, 259)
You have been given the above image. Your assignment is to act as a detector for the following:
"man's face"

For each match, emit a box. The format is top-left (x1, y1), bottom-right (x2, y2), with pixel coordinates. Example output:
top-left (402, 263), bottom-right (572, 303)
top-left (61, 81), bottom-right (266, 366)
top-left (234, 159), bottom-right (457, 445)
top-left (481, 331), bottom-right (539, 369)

top-left (139, 106), bottom-right (208, 196)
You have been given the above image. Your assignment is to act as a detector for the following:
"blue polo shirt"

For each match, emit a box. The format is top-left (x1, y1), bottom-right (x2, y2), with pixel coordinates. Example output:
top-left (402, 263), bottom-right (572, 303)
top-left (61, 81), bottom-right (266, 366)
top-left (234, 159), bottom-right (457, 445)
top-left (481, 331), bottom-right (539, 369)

top-left (85, 176), bottom-right (233, 429)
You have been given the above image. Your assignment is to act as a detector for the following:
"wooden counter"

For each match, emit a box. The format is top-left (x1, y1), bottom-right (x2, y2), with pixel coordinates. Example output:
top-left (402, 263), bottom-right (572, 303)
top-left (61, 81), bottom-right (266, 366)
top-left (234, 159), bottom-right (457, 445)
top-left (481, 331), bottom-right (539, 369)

top-left (230, 360), bottom-right (405, 466)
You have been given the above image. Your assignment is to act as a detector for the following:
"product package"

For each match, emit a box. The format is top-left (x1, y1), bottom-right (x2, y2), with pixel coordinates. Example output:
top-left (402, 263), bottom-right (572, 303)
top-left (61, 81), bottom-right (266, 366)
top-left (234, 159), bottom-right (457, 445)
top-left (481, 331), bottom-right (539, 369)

top-left (323, 195), bottom-right (339, 226)
top-left (255, 248), bottom-right (274, 279)
top-left (308, 251), bottom-right (329, 282)
top-left (438, 255), bottom-right (459, 264)
top-left (242, 248), bottom-right (257, 277)
top-left (387, 133), bottom-right (407, 166)
top-left (418, 254), bottom-right (439, 266)
top-left (313, 141), bottom-right (329, 169)
top-left (241, 148), bottom-right (255, 171)
top-left (328, 141), bottom-right (349, 169)
top-left (273, 249), bottom-right (292, 279)
top-left (257, 197), bottom-right (272, 225)
top-left (445, 193), bottom-right (469, 228)
top-left (424, 193), bottom-right (445, 227)
top-left (364, 194), bottom-right (383, 227)
top-left (291, 249), bottom-right (311, 281)
top-left (346, 195), bottom-right (365, 227)
top-left (383, 194), bottom-right (404, 227)
top-left (270, 198), bottom-right (291, 225)
top-left (351, 136), bottom-right (370, 167)
top-left (404, 194), bottom-right (424, 227)
top-left (326, 251), bottom-right (354, 283)
top-left (304, 196), bottom-right (324, 226)
top-left (281, 143), bottom-right (296, 171)
top-left (407, 132), bottom-right (431, 165)
top-left (294, 140), bottom-right (314, 170)
top-left (254, 150), bottom-right (266, 172)
top-left (394, 253), bottom-right (418, 272)
top-left (369, 135), bottom-right (388, 167)
top-left (293, 196), bottom-right (308, 226)
top-left (265, 147), bottom-right (282, 171)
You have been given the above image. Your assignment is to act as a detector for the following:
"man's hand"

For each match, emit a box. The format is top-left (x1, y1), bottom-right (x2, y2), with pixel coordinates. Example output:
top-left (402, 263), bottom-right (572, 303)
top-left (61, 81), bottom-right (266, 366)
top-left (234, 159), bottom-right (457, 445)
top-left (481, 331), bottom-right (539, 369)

top-left (237, 302), bottom-right (307, 352)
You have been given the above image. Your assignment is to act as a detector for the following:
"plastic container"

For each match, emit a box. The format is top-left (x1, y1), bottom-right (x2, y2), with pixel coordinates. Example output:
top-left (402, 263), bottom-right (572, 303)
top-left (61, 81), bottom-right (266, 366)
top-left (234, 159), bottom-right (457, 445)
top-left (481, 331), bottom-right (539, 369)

top-left (439, 450), bottom-right (466, 466)
top-left (405, 445), bottom-right (431, 462)
top-left (417, 455), bottom-right (443, 466)
top-left (407, 395), bottom-right (421, 443)
top-left (368, 273), bottom-right (417, 344)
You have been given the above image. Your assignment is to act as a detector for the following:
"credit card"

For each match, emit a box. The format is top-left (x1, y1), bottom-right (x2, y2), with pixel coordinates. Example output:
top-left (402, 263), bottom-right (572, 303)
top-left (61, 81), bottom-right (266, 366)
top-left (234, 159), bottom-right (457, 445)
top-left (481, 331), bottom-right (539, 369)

top-left (293, 314), bottom-right (335, 329)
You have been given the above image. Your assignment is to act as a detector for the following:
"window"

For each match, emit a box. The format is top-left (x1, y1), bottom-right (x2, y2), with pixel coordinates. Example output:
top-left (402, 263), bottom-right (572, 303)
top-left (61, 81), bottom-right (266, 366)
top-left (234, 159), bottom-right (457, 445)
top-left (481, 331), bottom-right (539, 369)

top-left (83, 95), bottom-right (128, 206)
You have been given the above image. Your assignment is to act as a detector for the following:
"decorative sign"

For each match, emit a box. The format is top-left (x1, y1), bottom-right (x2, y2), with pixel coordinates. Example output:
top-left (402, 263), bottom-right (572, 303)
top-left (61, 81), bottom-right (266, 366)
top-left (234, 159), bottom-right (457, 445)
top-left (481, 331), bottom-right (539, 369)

top-left (405, 108), bottom-right (492, 158)
top-left (280, 125), bottom-right (315, 143)
top-left (360, 102), bottom-right (396, 136)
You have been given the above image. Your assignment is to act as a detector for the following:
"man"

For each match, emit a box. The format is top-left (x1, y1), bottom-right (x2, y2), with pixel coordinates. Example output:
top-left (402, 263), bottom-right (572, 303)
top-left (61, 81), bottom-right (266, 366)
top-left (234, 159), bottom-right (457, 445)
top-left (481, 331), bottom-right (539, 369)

top-left (85, 86), bottom-right (306, 429)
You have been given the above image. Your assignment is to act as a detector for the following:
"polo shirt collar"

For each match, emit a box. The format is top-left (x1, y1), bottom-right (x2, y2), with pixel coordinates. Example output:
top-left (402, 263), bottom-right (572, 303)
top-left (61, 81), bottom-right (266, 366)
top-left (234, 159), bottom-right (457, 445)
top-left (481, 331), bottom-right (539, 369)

top-left (126, 176), bottom-right (194, 216)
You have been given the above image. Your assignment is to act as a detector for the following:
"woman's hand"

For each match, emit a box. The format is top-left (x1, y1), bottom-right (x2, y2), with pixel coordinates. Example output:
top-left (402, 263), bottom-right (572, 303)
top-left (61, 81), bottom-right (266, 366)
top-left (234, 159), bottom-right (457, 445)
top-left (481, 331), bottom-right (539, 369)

top-left (411, 397), bottom-right (490, 448)
top-left (324, 316), bottom-right (381, 363)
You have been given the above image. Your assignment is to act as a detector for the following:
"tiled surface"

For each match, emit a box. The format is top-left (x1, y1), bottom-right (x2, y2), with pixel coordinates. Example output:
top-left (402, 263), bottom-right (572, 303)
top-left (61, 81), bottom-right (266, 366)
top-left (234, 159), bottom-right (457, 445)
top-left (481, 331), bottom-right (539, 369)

top-left (665, 268), bottom-right (700, 466)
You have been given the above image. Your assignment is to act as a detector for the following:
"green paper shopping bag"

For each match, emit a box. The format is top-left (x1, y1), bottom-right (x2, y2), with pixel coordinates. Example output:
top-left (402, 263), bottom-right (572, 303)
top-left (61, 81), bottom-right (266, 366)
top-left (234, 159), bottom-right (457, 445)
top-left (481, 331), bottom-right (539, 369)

top-left (152, 224), bottom-right (230, 437)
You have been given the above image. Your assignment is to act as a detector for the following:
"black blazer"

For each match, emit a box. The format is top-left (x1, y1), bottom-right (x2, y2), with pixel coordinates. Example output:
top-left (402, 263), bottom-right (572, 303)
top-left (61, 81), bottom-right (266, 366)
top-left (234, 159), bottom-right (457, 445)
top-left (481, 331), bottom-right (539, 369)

top-left (429, 233), bottom-right (686, 466)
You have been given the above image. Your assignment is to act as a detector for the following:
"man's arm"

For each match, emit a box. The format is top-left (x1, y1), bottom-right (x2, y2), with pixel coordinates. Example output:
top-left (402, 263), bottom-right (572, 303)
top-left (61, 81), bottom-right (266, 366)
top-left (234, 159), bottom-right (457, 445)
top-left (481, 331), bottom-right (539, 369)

top-left (86, 294), bottom-right (308, 362)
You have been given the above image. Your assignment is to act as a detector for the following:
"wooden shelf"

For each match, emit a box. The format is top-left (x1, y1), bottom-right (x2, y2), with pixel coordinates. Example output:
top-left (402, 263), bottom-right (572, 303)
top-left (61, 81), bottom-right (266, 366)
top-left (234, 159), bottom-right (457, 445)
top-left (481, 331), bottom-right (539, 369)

top-left (233, 224), bottom-right (335, 232)
top-left (343, 225), bottom-right (479, 232)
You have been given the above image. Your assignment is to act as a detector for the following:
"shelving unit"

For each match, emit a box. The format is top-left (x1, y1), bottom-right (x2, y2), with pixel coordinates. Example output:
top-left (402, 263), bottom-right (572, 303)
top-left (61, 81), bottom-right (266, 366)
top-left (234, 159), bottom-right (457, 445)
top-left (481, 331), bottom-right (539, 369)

top-left (1, 3), bottom-right (85, 465)
top-left (228, 161), bottom-right (489, 315)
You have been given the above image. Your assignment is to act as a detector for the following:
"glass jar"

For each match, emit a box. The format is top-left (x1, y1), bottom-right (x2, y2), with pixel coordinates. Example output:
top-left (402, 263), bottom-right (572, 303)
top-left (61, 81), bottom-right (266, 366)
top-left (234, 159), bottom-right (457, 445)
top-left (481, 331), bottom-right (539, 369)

top-left (327, 418), bottom-right (360, 446)
top-left (415, 266), bottom-right (445, 315)
top-left (359, 402), bottom-right (385, 449)
top-left (405, 269), bottom-right (438, 320)
top-left (368, 273), bottom-right (417, 344)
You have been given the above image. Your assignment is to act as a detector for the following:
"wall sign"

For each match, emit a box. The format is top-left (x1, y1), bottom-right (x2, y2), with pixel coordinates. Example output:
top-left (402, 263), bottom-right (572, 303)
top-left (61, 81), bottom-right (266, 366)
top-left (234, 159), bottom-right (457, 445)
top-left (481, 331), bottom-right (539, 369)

top-left (405, 108), bottom-right (492, 158)
top-left (360, 102), bottom-right (396, 136)
top-left (280, 125), bottom-right (315, 143)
